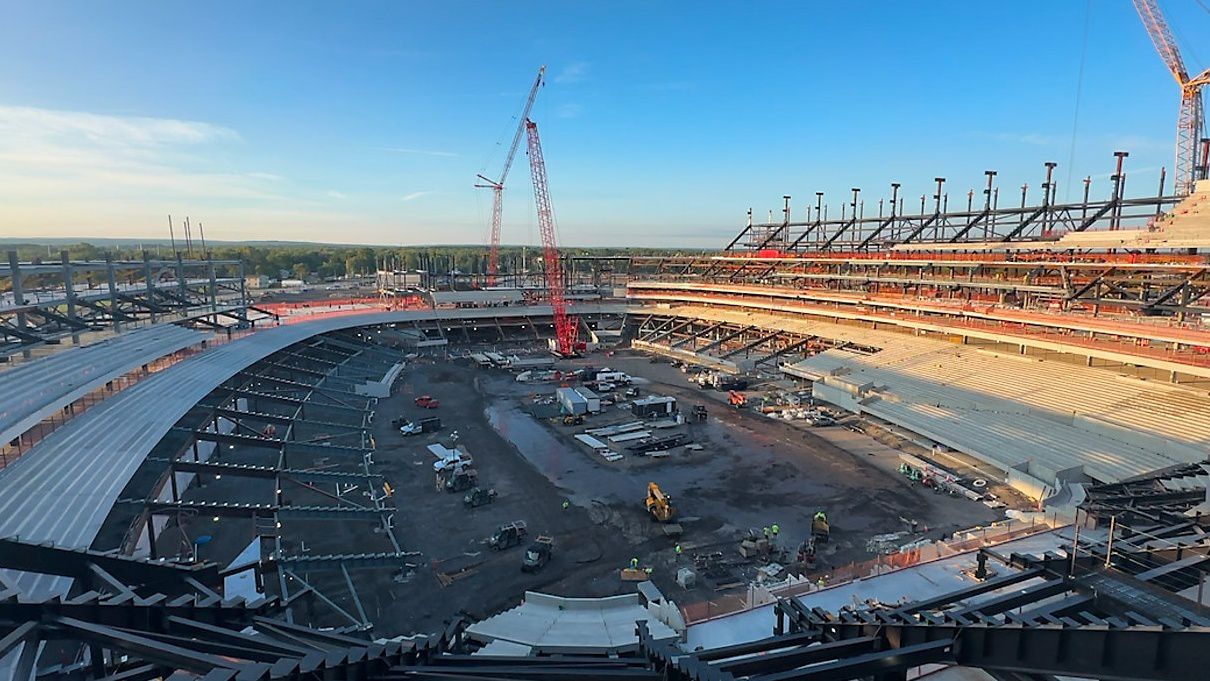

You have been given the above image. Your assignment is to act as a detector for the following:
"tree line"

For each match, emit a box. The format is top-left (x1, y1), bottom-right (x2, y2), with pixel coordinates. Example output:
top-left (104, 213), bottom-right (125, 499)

top-left (4, 242), bottom-right (702, 281)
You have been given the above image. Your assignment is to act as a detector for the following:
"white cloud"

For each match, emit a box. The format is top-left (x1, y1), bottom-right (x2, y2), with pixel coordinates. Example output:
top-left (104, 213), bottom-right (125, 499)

top-left (0, 104), bottom-right (282, 203)
top-left (386, 147), bottom-right (459, 157)
top-left (556, 103), bottom-right (584, 119)
top-left (0, 104), bottom-right (238, 146)
top-left (553, 62), bottom-right (588, 84)
top-left (401, 190), bottom-right (434, 202)
top-left (326, 190), bottom-right (348, 199)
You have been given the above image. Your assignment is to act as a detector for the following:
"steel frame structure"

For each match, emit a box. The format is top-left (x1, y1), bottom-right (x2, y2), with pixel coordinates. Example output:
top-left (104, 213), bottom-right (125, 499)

top-left (633, 313), bottom-right (876, 371)
top-left (1, 251), bottom-right (251, 358)
top-left (106, 330), bottom-right (409, 636)
top-left (623, 256), bottom-right (1210, 318)
top-left (7, 467), bottom-right (1210, 680)
top-left (640, 541), bottom-right (1210, 680)
top-left (724, 156), bottom-right (1183, 254)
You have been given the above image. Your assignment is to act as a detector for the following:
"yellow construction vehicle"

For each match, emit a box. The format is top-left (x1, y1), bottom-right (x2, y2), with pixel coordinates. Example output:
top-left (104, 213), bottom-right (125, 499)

top-left (811, 511), bottom-right (830, 542)
top-left (646, 482), bottom-right (675, 522)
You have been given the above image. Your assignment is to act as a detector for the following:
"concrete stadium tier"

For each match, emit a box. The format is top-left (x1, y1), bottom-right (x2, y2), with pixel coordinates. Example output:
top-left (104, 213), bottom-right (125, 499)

top-left (632, 304), bottom-right (1210, 493)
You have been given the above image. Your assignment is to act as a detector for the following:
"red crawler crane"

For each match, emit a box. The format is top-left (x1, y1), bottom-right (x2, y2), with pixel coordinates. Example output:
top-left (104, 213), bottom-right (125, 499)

top-left (1132, 0), bottom-right (1209, 195)
top-left (476, 67), bottom-right (545, 286)
top-left (524, 118), bottom-right (580, 357)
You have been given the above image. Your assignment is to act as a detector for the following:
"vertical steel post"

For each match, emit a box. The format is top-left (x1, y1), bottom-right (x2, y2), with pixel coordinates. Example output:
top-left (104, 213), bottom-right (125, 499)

top-left (1111, 151), bottom-right (1129, 230)
top-left (1042, 162), bottom-right (1057, 235)
top-left (61, 250), bottom-right (79, 345)
top-left (983, 171), bottom-right (997, 240)
top-left (933, 178), bottom-right (945, 241)
top-left (208, 255), bottom-right (218, 310)
top-left (105, 255), bottom-right (120, 332)
top-left (1104, 514), bottom-right (1117, 568)
top-left (850, 188), bottom-right (860, 245)
top-left (7, 251), bottom-right (30, 356)
top-left (1069, 509), bottom-right (1081, 577)
top-left (176, 252), bottom-right (187, 302)
top-left (814, 193), bottom-right (824, 247)
top-left (782, 195), bottom-right (791, 250)
top-left (1157, 167), bottom-right (1167, 217)
top-left (239, 260), bottom-right (248, 325)
top-left (1082, 176), bottom-right (1092, 222)
top-left (143, 252), bottom-right (156, 324)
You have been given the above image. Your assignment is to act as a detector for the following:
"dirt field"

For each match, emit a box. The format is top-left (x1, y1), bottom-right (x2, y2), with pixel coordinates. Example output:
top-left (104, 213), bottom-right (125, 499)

top-left (150, 343), bottom-right (1005, 636)
top-left (282, 347), bottom-right (1000, 636)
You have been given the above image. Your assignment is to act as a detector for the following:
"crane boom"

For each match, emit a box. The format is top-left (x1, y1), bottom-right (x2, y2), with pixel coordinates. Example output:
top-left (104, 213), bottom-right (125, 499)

top-left (499, 67), bottom-right (545, 188)
top-left (476, 66), bottom-right (545, 285)
top-left (1132, 0), bottom-right (1207, 194)
top-left (1133, 0), bottom-right (1188, 84)
top-left (524, 117), bottom-right (579, 356)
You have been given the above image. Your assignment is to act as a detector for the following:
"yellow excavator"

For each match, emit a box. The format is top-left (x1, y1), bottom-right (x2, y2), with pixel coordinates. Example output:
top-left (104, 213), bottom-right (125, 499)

top-left (646, 482), bottom-right (675, 522)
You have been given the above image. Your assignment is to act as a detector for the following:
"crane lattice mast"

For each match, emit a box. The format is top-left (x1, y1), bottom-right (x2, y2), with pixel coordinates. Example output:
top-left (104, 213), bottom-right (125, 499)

top-left (524, 118), bottom-right (579, 357)
top-left (476, 66), bottom-right (545, 285)
top-left (1132, 0), bottom-right (1210, 195)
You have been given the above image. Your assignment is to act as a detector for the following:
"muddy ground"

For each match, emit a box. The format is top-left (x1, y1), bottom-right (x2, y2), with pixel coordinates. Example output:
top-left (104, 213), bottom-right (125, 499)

top-left (155, 347), bottom-right (1003, 637)
top-left (355, 350), bottom-right (999, 634)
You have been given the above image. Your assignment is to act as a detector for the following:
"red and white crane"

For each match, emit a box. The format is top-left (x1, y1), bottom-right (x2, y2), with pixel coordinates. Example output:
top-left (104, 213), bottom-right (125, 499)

top-left (1132, 0), bottom-right (1209, 195)
top-left (476, 66), bottom-right (545, 285)
top-left (524, 117), bottom-right (580, 356)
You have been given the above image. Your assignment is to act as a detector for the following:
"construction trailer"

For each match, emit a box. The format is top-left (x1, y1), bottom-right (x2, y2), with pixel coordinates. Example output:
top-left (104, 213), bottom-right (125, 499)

top-left (573, 386), bottom-right (602, 413)
top-left (632, 395), bottom-right (677, 419)
top-left (556, 386), bottom-right (589, 415)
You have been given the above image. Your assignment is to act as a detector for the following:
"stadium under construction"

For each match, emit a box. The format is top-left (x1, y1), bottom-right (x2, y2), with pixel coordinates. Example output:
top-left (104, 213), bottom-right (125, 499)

top-left (5, 0), bottom-right (1210, 671)
top-left (1, 154), bottom-right (1209, 679)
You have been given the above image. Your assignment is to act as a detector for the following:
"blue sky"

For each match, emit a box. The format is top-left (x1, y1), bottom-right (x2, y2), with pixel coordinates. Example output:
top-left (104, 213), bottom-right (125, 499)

top-left (0, 1), bottom-right (1207, 247)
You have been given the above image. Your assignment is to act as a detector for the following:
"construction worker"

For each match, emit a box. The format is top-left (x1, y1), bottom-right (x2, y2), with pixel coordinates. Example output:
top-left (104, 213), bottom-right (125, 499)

top-left (630, 557), bottom-right (639, 570)
top-left (674, 544), bottom-right (682, 561)
top-left (771, 524), bottom-right (780, 539)
top-left (562, 499), bottom-right (570, 510)
top-left (762, 526), bottom-right (771, 541)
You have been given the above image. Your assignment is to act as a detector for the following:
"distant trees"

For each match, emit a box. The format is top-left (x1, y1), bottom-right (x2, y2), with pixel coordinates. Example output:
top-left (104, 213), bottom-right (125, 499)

top-left (2, 241), bottom-right (704, 284)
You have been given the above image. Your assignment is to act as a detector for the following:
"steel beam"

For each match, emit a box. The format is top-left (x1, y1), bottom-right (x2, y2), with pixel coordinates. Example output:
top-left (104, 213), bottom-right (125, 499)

top-left (755, 639), bottom-right (954, 681)
top-left (120, 499), bottom-right (388, 520)
top-left (52, 616), bottom-right (237, 675)
top-left (719, 330), bottom-right (782, 359)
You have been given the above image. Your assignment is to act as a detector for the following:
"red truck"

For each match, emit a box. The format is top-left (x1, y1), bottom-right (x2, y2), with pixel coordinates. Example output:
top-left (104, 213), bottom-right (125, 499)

top-left (414, 395), bottom-right (441, 409)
